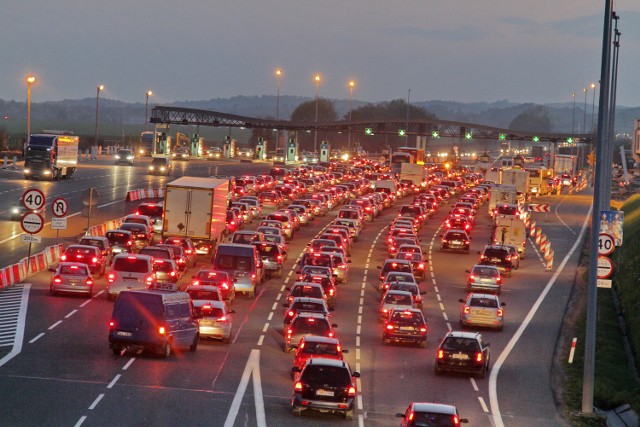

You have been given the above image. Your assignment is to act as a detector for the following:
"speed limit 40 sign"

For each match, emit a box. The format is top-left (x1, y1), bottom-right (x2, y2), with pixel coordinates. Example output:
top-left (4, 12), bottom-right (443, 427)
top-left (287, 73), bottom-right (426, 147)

top-left (598, 233), bottom-right (615, 256)
top-left (22, 189), bottom-right (45, 211)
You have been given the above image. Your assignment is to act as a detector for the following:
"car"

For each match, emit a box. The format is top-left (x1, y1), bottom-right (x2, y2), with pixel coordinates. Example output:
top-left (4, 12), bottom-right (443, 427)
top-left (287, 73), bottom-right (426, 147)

top-left (173, 146), bottom-right (190, 160)
top-left (193, 300), bottom-right (234, 343)
top-left (383, 308), bottom-right (428, 347)
top-left (291, 336), bottom-right (347, 373)
top-left (396, 402), bottom-right (469, 426)
top-left (9, 198), bottom-right (42, 221)
top-left (319, 251), bottom-right (350, 283)
top-left (105, 230), bottom-right (136, 255)
top-left (106, 254), bottom-right (156, 300)
top-left (226, 209), bottom-right (243, 234)
top-left (378, 259), bottom-right (414, 286)
top-left (396, 248), bottom-right (426, 280)
top-left (49, 262), bottom-right (94, 297)
top-left (459, 293), bottom-right (506, 330)
top-left (284, 312), bottom-right (337, 352)
top-left (154, 243), bottom-right (188, 272)
top-left (114, 148), bottom-right (134, 165)
top-left (283, 297), bottom-right (331, 326)
top-left (503, 244), bottom-right (521, 269)
top-left (380, 290), bottom-right (414, 321)
top-left (148, 156), bottom-right (172, 176)
top-left (189, 270), bottom-right (235, 304)
top-left (163, 236), bottom-right (197, 267)
top-left (299, 274), bottom-right (337, 310)
top-left (206, 146), bottom-right (222, 159)
top-left (386, 281), bottom-right (425, 309)
top-left (291, 358), bottom-right (359, 419)
top-left (381, 272), bottom-right (418, 293)
top-left (440, 229), bottom-right (471, 253)
top-left (253, 241), bottom-right (285, 278)
top-left (150, 258), bottom-right (180, 290)
top-left (78, 235), bottom-right (113, 265)
top-left (60, 244), bottom-right (107, 277)
top-left (478, 245), bottom-right (513, 277)
top-left (134, 203), bottom-right (164, 233)
top-left (434, 330), bottom-right (491, 378)
top-left (118, 223), bottom-right (152, 249)
top-left (466, 264), bottom-right (502, 294)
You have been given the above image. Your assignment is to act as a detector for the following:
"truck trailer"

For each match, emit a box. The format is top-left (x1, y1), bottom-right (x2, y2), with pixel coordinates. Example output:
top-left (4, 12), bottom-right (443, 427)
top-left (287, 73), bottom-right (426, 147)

top-left (162, 177), bottom-right (229, 260)
top-left (24, 133), bottom-right (79, 180)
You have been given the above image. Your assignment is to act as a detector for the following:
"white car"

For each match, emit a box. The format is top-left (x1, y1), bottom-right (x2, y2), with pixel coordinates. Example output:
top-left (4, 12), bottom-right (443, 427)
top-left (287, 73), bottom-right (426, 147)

top-left (193, 300), bottom-right (235, 343)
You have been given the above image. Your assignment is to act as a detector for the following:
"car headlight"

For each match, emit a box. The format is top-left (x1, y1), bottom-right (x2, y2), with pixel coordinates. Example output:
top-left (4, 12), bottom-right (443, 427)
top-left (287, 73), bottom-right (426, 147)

top-left (149, 166), bottom-right (154, 170)
top-left (12, 207), bottom-right (19, 214)
top-left (160, 167), bottom-right (166, 171)
top-left (115, 155), bottom-right (121, 159)
top-left (127, 155), bottom-right (134, 160)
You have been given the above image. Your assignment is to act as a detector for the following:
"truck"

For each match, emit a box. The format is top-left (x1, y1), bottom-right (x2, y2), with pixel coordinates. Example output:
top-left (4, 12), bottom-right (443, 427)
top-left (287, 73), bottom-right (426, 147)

top-left (400, 163), bottom-right (427, 189)
top-left (524, 166), bottom-right (553, 196)
top-left (500, 168), bottom-right (530, 195)
top-left (24, 132), bottom-right (79, 180)
top-left (488, 184), bottom-right (518, 215)
top-left (554, 154), bottom-right (577, 175)
top-left (484, 168), bottom-right (501, 184)
top-left (162, 177), bottom-right (230, 260)
top-left (493, 216), bottom-right (527, 258)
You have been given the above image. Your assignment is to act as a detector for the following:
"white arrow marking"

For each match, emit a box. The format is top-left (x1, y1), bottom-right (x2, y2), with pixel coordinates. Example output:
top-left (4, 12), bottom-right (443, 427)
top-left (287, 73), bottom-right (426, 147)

top-left (224, 349), bottom-right (266, 427)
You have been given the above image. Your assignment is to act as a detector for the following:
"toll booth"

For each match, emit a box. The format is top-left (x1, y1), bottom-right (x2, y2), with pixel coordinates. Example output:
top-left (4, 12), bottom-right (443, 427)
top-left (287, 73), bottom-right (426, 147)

top-left (320, 141), bottom-right (330, 162)
top-left (256, 138), bottom-right (267, 160)
top-left (156, 132), bottom-right (168, 155)
top-left (286, 138), bottom-right (298, 163)
top-left (223, 136), bottom-right (236, 159)
top-left (190, 134), bottom-right (203, 157)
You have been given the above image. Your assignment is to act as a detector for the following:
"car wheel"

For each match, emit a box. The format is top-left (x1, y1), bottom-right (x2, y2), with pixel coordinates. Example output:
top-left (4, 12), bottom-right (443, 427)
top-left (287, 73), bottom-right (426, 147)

top-left (383, 337), bottom-right (390, 346)
top-left (190, 334), bottom-right (199, 352)
top-left (50, 287), bottom-right (57, 296)
top-left (344, 408), bottom-right (355, 420)
top-left (292, 405), bottom-right (303, 417)
top-left (419, 340), bottom-right (427, 348)
top-left (112, 346), bottom-right (122, 355)
top-left (478, 365), bottom-right (487, 379)
top-left (86, 288), bottom-right (93, 299)
top-left (160, 342), bottom-right (172, 358)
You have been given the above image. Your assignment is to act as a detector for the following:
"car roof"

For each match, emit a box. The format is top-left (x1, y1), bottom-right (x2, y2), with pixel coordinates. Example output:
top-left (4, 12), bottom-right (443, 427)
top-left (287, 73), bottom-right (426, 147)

top-left (446, 330), bottom-right (482, 339)
top-left (299, 335), bottom-right (339, 345)
top-left (291, 296), bottom-right (327, 304)
top-left (305, 358), bottom-right (348, 368)
top-left (411, 402), bottom-right (457, 414)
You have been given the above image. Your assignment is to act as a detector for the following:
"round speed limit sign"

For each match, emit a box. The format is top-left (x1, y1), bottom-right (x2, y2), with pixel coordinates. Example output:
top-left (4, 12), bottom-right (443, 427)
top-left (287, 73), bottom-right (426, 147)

top-left (598, 233), bottom-right (615, 256)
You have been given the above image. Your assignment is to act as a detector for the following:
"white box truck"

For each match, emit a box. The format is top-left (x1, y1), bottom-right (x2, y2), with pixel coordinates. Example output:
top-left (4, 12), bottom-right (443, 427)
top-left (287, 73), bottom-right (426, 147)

top-left (493, 216), bottom-right (527, 258)
top-left (488, 184), bottom-right (517, 215)
top-left (400, 163), bottom-right (427, 188)
top-left (500, 168), bottom-right (530, 195)
top-left (162, 177), bottom-right (229, 260)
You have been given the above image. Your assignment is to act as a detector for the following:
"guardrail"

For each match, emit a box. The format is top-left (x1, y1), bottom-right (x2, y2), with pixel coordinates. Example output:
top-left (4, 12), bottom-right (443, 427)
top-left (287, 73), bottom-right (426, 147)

top-left (0, 244), bottom-right (64, 289)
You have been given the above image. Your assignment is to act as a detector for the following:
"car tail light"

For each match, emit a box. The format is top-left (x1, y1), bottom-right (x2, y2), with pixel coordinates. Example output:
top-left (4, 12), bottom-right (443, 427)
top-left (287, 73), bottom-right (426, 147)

top-left (497, 276), bottom-right (502, 283)
top-left (347, 386), bottom-right (356, 397)
top-left (505, 256), bottom-right (511, 261)
top-left (419, 326), bottom-right (427, 333)
top-left (86, 279), bottom-right (94, 285)
top-left (185, 249), bottom-right (193, 254)
top-left (217, 316), bottom-right (227, 322)
top-left (386, 324), bottom-right (394, 330)
top-left (463, 306), bottom-right (470, 314)
top-left (469, 274), bottom-right (475, 281)
top-left (328, 331), bottom-right (334, 337)
top-left (61, 255), bottom-right (67, 261)
top-left (108, 320), bottom-right (115, 329)
top-left (294, 381), bottom-right (303, 392)
top-left (464, 240), bottom-right (470, 245)
top-left (437, 349), bottom-right (445, 359)
top-left (108, 273), bottom-right (115, 283)
top-left (53, 276), bottom-right (63, 284)
top-left (476, 352), bottom-right (483, 363)
top-left (158, 326), bottom-right (166, 335)
top-left (418, 263), bottom-right (425, 269)
top-left (452, 415), bottom-right (461, 426)
top-left (329, 289), bottom-right (335, 296)
top-left (146, 275), bottom-right (154, 283)
top-left (287, 328), bottom-right (292, 337)
top-left (251, 274), bottom-right (256, 279)
top-left (497, 308), bottom-right (503, 317)
top-left (127, 240), bottom-right (133, 246)
top-left (169, 271), bottom-right (176, 277)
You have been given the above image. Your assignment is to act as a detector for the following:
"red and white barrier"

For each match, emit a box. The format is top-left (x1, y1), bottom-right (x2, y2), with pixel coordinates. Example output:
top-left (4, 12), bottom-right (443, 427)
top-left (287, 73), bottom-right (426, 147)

top-left (0, 244), bottom-right (64, 290)
top-left (126, 188), bottom-right (164, 202)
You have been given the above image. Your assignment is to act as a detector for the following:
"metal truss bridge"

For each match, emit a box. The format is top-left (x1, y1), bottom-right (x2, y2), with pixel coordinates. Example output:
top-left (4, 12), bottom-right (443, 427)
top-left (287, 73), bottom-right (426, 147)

top-left (150, 106), bottom-right (594, 144)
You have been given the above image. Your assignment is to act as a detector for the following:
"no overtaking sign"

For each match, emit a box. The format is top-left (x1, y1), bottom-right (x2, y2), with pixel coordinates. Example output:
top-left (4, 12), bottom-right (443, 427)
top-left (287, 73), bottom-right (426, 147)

top-left (21, 213), bottom-right (44, 234)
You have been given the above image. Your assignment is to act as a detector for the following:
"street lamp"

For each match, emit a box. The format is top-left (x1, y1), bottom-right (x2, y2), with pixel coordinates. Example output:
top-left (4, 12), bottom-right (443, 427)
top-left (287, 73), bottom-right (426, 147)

top-left (582, 87), bottom-right (587, 133)
top-left (348, 80), bottom-right (355, 150)
top-left (275, 69), bottom-right (283, 151)
top-left (26, 75), bottom-right (36, 152)
top-left (406, 89), bottom-right (411, 145)
top-left (590, 82), bottom-right (597, 132)
top-left (314, 74), bottom-right (321, 152)
top-left (145, 90), bottom-right (153, 131)
top-left (94, 84), bottom-right (104, 157)
top-left (571, 92), bottom-right (576, 134)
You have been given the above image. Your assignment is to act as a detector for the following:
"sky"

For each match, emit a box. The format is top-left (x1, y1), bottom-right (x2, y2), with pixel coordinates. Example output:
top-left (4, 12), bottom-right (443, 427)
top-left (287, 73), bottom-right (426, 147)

top-left (2, 0), bottom-right (639, 107)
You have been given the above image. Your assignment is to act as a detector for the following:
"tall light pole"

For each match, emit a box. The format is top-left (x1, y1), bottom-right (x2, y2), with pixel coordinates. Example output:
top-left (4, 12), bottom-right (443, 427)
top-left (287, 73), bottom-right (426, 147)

top-left (314, 74), bottom-right (321, 152)
top-left (348, 80), bottom-right (355, 150)
top-left (582, 87), bottom-right (588, 133)
top-left (571, 92), bottom-right (576, 134)
top-left (145, 90), bottom-right (153, 131)
top-left (26, 75), bottom-right (36, 152)
top-left (406, 89), bottom-right (411, 146)
top-left (590, 82), bottom-right (597, 132)
top-left (275, 69), bottom-right (283, 151)
top-left (94, 85), bottom-right (104, 155)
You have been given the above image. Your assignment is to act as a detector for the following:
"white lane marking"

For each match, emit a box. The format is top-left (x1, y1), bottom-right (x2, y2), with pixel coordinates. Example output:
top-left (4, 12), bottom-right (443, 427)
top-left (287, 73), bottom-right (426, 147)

top-left (356, 325), bottom-right (361, 334)
top-left (107, 374), bottom-right (121, 389)
top-left (48, 320), bottom-right (62, 330)
top-left (356, 348), bottom-right (360, 360)
top-left (88, 393), bottom-right (104, 410)
top-left (490, 204), bottom-right (592, 427)
top-left (356, 336), bottom-right (360, 347)
top-left (446, 322), bottom-right (452, 331)
top-left (358, 414), bottom-right (364, 427)
top-left (357, 394), bottom-right (363, 410)
top-left (73, 416), bottom-right (87, 427)
top-left (276, 293), bottom-right (282, 301)
top-left (262, 323), bottom-right (269, 332)
top-left (271, 302), bottom-right (278, 311)
top-left (357, 315), bottom-right (362, 324)
top-left (79, 300), bottom-right (92, 308)
top-left (224, 349), bottom-right (266, 427)
top-left (0, 284), bottom-right (30, 368)
top-left (257, 335), bottom-right (264, 346)
top-left (436, 294), bottom-right (441, 302)
top-left (122, 358), bottom-right (135, 370)
top-left (358, 306), bottom-right (363, 314)
top-left (439, 303), bottom-right (445, 311)
top-left (267, 312), bottom-right (273, 321)
top-left (478, 396), bottom-right (489, 413)
top-left (434, 286), bottom-right (439, 293)
top-left (95, 290), bottom-right (105, 297)
top-left (29, 332), bottom-right (44, 344)
top-left (65, 310), bottom-right (78, 319)
top-left (470, 378), bottom-right (479, 391)
top-left (442, 313), bottom-right (449, 321)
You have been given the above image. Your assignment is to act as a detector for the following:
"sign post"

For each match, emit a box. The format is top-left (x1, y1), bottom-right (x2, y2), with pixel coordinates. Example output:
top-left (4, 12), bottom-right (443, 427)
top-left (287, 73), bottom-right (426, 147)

top-left (21, 211), bottom-right (44, 273)
top-left (51, 197), bottom-right (68, 244)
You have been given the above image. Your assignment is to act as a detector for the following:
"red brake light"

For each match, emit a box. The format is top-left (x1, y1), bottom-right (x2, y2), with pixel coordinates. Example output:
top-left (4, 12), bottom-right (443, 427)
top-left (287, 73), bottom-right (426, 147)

top-left (107, 273), bottom-right (115, 283)
top-left (437, 349), bottom-right (445, 359)
top-left (53, 276), bottom-right (62, 283)
top-left (497, 308), bottom-right (504, 317)
top-left (294, 381), bottom-right (303, 391)
top-left (108, 320), bottom-right (115, 328)
top-left (217, 316), bottom-right (227, 322)
top-left (158, 326), bottom-right (166, 335)
top-left (476, 352), bottom-right (483, 362)
top-left (61, 255), bottom-right (67, 261)
top-left (347, 386), bottom-right (356, 397)
top-left (386, 324), bottom-right (394, 330)
top-left (463, 306), bottom-right (470, 314)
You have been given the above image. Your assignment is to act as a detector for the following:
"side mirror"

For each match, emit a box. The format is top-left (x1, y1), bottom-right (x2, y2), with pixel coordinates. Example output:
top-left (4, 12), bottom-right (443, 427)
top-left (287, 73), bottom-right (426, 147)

top-left (282, 303), bottom-right (289, 308)
top-left (331, 323), bottom-right (338, 328)
top-left (420, 291), bottom-right (426, 295)
top-left (352, 371), bottom-right (361, 378)
top-left (501, 302), bottom-right (506, 307)
top-left (376, 266), bottom-right (381, 269)
top-left (465, 270), bottom-right (471, 273)
top-left (229, 309), bottom-right (236, 314)
top-left (395, 413), bottom-right (406, 419)
top-left (459, 298), bottom-right (465, 303)
top-left (285, 287), bottom-right (291, 291)
top-left (48, 268), bottom-right (55, 273)
top-left (477, 251), bottom-right (481, 255)
top-left (191, 275), bottom-right (196, 279)
top-left (291, 366), bottom-right (301, 373)
top-left (347, 260), bottom-right (352, 264)
top-left (341, 349), bottom-right (349, 353)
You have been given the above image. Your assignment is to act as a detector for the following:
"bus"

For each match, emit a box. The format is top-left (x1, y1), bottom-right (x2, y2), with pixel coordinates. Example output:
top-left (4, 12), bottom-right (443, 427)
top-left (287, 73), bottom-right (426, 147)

top-left (524, 165), bottom-right (554, 196)
top-left (137, 131), bottom-right (157, 157)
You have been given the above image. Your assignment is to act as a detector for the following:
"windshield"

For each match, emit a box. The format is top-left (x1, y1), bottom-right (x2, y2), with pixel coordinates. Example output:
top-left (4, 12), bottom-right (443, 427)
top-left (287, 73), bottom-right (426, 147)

top-left (215, 255), bottom-right (252, 271)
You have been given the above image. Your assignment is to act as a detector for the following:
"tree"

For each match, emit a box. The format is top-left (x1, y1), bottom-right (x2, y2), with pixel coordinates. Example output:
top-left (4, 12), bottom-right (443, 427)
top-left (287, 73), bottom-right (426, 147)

top-left (509, 105), bottom-right (552, 133)
top-left (290, 99), bottom-right (338, 150)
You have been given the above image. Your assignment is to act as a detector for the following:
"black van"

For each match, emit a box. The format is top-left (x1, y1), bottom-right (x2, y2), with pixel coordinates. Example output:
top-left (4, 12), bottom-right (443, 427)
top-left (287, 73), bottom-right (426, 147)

top-left (108, 290), bottom-right (199, 358)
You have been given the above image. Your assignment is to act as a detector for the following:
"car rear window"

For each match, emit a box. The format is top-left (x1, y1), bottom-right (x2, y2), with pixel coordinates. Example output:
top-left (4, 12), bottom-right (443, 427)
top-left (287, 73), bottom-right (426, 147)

top-left (470, 297), bottom-right (499, 308)
top-left (79, 239), bottom-right (106, 249)
top-left (301, 365), bottom-right (350, 387)
top-left (106, 232), bottom-right (130, 244)
top-left (112, 257), bottom-right (151, 273)
top-left (412, 412), bottom-right (457, 426)
top-left (383, 293), bottom-right (413, 305)
top-left (137, 205), bottom-right (163, 217)
top-left (291, 318), bottom-right (330, 335)
top-left (60, 265), bottom-right (89, 275)
top-left (66, 247), bottom-right (98, 256)
top-left (140, 248), bottom-right (170, 259)
top-left (195, 306), bottom-right (224, 318)
top-left (446, 232), bottom-right (467, 240)
top-left (483, 248), bottom-right (508, 259)
top-left (291, 285), bottom-right (323, 299)
top-left (113, 292), bottom-right (163, 320)
top-left (390, 310), bottom-right (424, 324)
top-left (442, 337), bottom-right (480, 352)
top-left (215, 255), bottom-right (253, 271)
top-left (187, 289), bottom-right (221, 301)
top-left (300, 342), bottom-right (339, 355)
top-left (496, 206), bottom-right (518, 215)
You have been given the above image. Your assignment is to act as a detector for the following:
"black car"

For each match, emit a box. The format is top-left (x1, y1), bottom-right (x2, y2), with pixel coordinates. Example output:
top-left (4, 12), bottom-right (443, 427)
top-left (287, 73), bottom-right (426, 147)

top-left (434, 330), bottom-right (490, 378)
top-left (148, 157), bottom-right (172, 176)
top-left (478, 245), bottom-right (513, 277)
top-left (440, 229), bottom-right (471, 253)
top-left (253, 241), bottom-right (284, 278)
top-left (114, 149), bottom-right (134, 165)
top-left (383, 308), bottom-right (428, 347)
top-left (292, 358), bottom-right (360, 420)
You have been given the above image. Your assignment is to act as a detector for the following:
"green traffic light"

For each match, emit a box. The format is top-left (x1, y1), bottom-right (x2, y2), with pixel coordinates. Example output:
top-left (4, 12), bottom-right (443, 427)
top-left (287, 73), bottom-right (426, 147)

top-left (465, 132), bottom-right (472, 139)
top-left (432, 131), bottom-right (440, 138)
top-left (499, 134), bottom-right (506, 140)
top-left (567, 137), bottom-right (574, 143)
top-left (532, 136), bottom-right (539, 142)
top-left (398, 129), bottom-right (406, 136)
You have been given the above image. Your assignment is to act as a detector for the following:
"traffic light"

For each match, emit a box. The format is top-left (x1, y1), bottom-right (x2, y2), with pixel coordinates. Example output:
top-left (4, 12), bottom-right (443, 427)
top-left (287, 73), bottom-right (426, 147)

top-left (567, 137), bottom-right (574, 143)
top-left (532, 136), bottom-right (540, 142)
top-left (432, 131), bottom-right (440, 138)
top-left (398, 129), bottom-right (406, 137)
top-left (364, 128), bottom-right (373, 135)
top-left (499, 133), bottom-right (506, 140)
top-left (465, 132), bottom-right (472, 140)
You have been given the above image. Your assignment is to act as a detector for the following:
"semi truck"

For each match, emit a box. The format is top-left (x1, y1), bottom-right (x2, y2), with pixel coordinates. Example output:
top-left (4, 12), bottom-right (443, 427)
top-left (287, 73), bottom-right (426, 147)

top-left (24, 132), bottom-right (79, 180)
top-left (162, 177), bottom-right (230, 260)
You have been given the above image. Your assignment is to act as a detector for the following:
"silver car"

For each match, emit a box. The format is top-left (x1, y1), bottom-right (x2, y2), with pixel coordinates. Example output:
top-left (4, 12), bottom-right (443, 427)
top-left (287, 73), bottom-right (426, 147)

top-left (466, 264), bottom-right (502, 294)
top-left (49, 262), bottom-right (94, 298)
top-left (459, 293), bottom-right (505, 330)
top-left (379, 290), bottom-right (414, 321)
top-left (193, 300), bottom-right (235, 343)
top-left (320, 251), bottom-right (350, 283)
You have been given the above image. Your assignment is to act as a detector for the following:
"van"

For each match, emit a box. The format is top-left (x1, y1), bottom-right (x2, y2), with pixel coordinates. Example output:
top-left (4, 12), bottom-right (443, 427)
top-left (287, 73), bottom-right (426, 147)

top-left (108, 290), bottom-right (199, 357)
top-left (213, 244), bottom-right (264, 298)
top-left (107, 254), bottom-right (155, 301)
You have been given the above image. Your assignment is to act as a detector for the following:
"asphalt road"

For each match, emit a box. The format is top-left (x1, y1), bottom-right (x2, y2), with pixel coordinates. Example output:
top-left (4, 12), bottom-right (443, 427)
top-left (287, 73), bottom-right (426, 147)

top-left (0, 160), bottom-right (592, 427)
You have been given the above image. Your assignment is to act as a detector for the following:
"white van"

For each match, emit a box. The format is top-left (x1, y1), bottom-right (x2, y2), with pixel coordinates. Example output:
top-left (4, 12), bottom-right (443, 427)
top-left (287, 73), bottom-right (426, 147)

top-left (107, 254), bottom-right (155, 301)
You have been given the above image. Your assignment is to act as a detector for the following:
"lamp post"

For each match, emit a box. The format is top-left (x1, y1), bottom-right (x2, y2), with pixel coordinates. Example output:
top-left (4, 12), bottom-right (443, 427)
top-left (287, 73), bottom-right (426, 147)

top-left (275, 69), bottom-right (283, 151)
top-left (94, 85), bottom-right (104, 157)
top-left (406, 89), bottom-right (411, 145)
top-left (582, 87), bottom-right (588, 133)
top-left (590, 82), bottom-right (597, 132)
top-left (314, 74), bottom-right (321, 152)
top-left (348, 80), bottom-right (355, 150)
top-left (26, 75), bottom-right (36, 152)
top-left (571, 92), bottom-right (576, 134)
top-left (145, 90), bottom-right (153, 131)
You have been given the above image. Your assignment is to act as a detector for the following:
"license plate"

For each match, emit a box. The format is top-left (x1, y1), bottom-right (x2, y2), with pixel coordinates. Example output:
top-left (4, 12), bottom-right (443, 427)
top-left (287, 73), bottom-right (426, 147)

top-left (155, 283), bottom-right (175, 290)
top-left (452, 353), bottom-right (469, 360)
top-left (491, 258), bottom-right (501, 262)
top-left (124, 277), bottom-right (138, 281)
top-left (400, 326), bottom-right (415, 331)
top-left (116, 331), bottom-right (132, 337)
top-left (316, 389), bottom-right (334, 397)
top-left (451, 240), bottom-right (461, 244)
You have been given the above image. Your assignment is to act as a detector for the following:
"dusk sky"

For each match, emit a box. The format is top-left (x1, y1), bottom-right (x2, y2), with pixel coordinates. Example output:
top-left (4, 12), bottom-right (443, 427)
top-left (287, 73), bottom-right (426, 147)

top-left (3, 1), bottom-right (639, 107)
